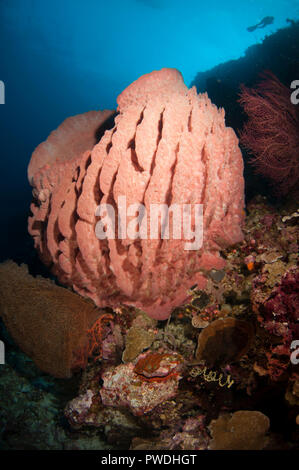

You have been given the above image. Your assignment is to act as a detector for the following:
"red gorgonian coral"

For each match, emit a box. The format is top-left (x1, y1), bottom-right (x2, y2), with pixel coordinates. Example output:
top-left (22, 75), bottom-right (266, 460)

top-left (239, 71), bottom-right (299, 195)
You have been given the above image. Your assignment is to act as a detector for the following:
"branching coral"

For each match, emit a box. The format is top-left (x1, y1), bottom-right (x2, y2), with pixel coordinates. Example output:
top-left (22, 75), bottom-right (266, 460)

top-left (72, 312), bottom-right (115, 370)
top-left (239, 71), bottom-right (299, 195)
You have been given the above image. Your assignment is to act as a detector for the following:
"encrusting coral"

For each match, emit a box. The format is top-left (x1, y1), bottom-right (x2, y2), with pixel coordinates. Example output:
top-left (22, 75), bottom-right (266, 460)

top-left (28, 68), bottom-right (245, 320)
top-left (0, 261), bottom-right (107, 377)
top-left (122, 326), bottom-right (156, 363)
top-left (1, 197), bottom-right (295, 448)
top-left (208, 410), bottom-right (270, 450)
top-left (122, 311), bottom-right (157, 362)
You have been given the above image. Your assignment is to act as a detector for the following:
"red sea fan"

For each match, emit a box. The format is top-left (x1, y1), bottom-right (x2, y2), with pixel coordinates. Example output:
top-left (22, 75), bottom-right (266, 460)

top-left (239, 71), bottom-right (299, 195)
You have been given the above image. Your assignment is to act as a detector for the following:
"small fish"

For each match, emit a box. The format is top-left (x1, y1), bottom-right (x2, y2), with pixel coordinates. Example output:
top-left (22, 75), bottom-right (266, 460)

top-left (247, 16), bottom-right (274, 32)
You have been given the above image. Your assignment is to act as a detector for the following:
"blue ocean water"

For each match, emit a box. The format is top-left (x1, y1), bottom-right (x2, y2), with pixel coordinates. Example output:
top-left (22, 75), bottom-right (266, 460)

top-left (0, 0), bottom-right (298, 260)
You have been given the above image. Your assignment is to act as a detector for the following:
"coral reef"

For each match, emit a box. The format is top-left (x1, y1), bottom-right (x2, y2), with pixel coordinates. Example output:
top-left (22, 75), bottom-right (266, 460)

top-left (28, 68), bottom-right (244, 320)
top-left (130, 415), bottom-right (209, 450)
top-left (59, 196), bottom-right (298, 450)
top-left (2, 195), bottom-right (297, 450)
top-left (251, 267), bottom-right (299, 381)
top-left (1, 11), bottom-right (298, 454)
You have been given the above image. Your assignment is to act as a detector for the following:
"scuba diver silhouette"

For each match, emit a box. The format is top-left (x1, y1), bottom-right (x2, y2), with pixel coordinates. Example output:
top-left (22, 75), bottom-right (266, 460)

top-left (247, 16), bottom-right (274, 32)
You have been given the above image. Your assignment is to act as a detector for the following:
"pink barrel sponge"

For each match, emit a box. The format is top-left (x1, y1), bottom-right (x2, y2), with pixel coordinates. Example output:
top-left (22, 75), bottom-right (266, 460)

top-left (28, 68), bottom-right (245, 320)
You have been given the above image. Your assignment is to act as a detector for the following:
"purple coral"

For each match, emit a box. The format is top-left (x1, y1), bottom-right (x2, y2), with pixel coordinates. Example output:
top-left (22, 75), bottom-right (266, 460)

top-left (253, 267), bottom-right (299, 381)
top-left (264, 268), bottom-right (299, 326)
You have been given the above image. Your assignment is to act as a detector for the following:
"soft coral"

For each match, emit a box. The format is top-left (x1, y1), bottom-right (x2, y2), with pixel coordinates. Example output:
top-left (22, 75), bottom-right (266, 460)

top-left (239, 71), bottom-right (299, 196)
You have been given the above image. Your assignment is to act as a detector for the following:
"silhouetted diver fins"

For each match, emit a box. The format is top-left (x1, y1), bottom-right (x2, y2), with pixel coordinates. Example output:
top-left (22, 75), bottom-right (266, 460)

top-left (247, 16), bottom-right (274, 32)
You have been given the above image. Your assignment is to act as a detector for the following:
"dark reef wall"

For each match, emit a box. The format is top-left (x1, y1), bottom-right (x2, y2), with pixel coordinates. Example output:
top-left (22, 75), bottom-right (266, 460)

top-left (191, 21), bottom-right (299, 202)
